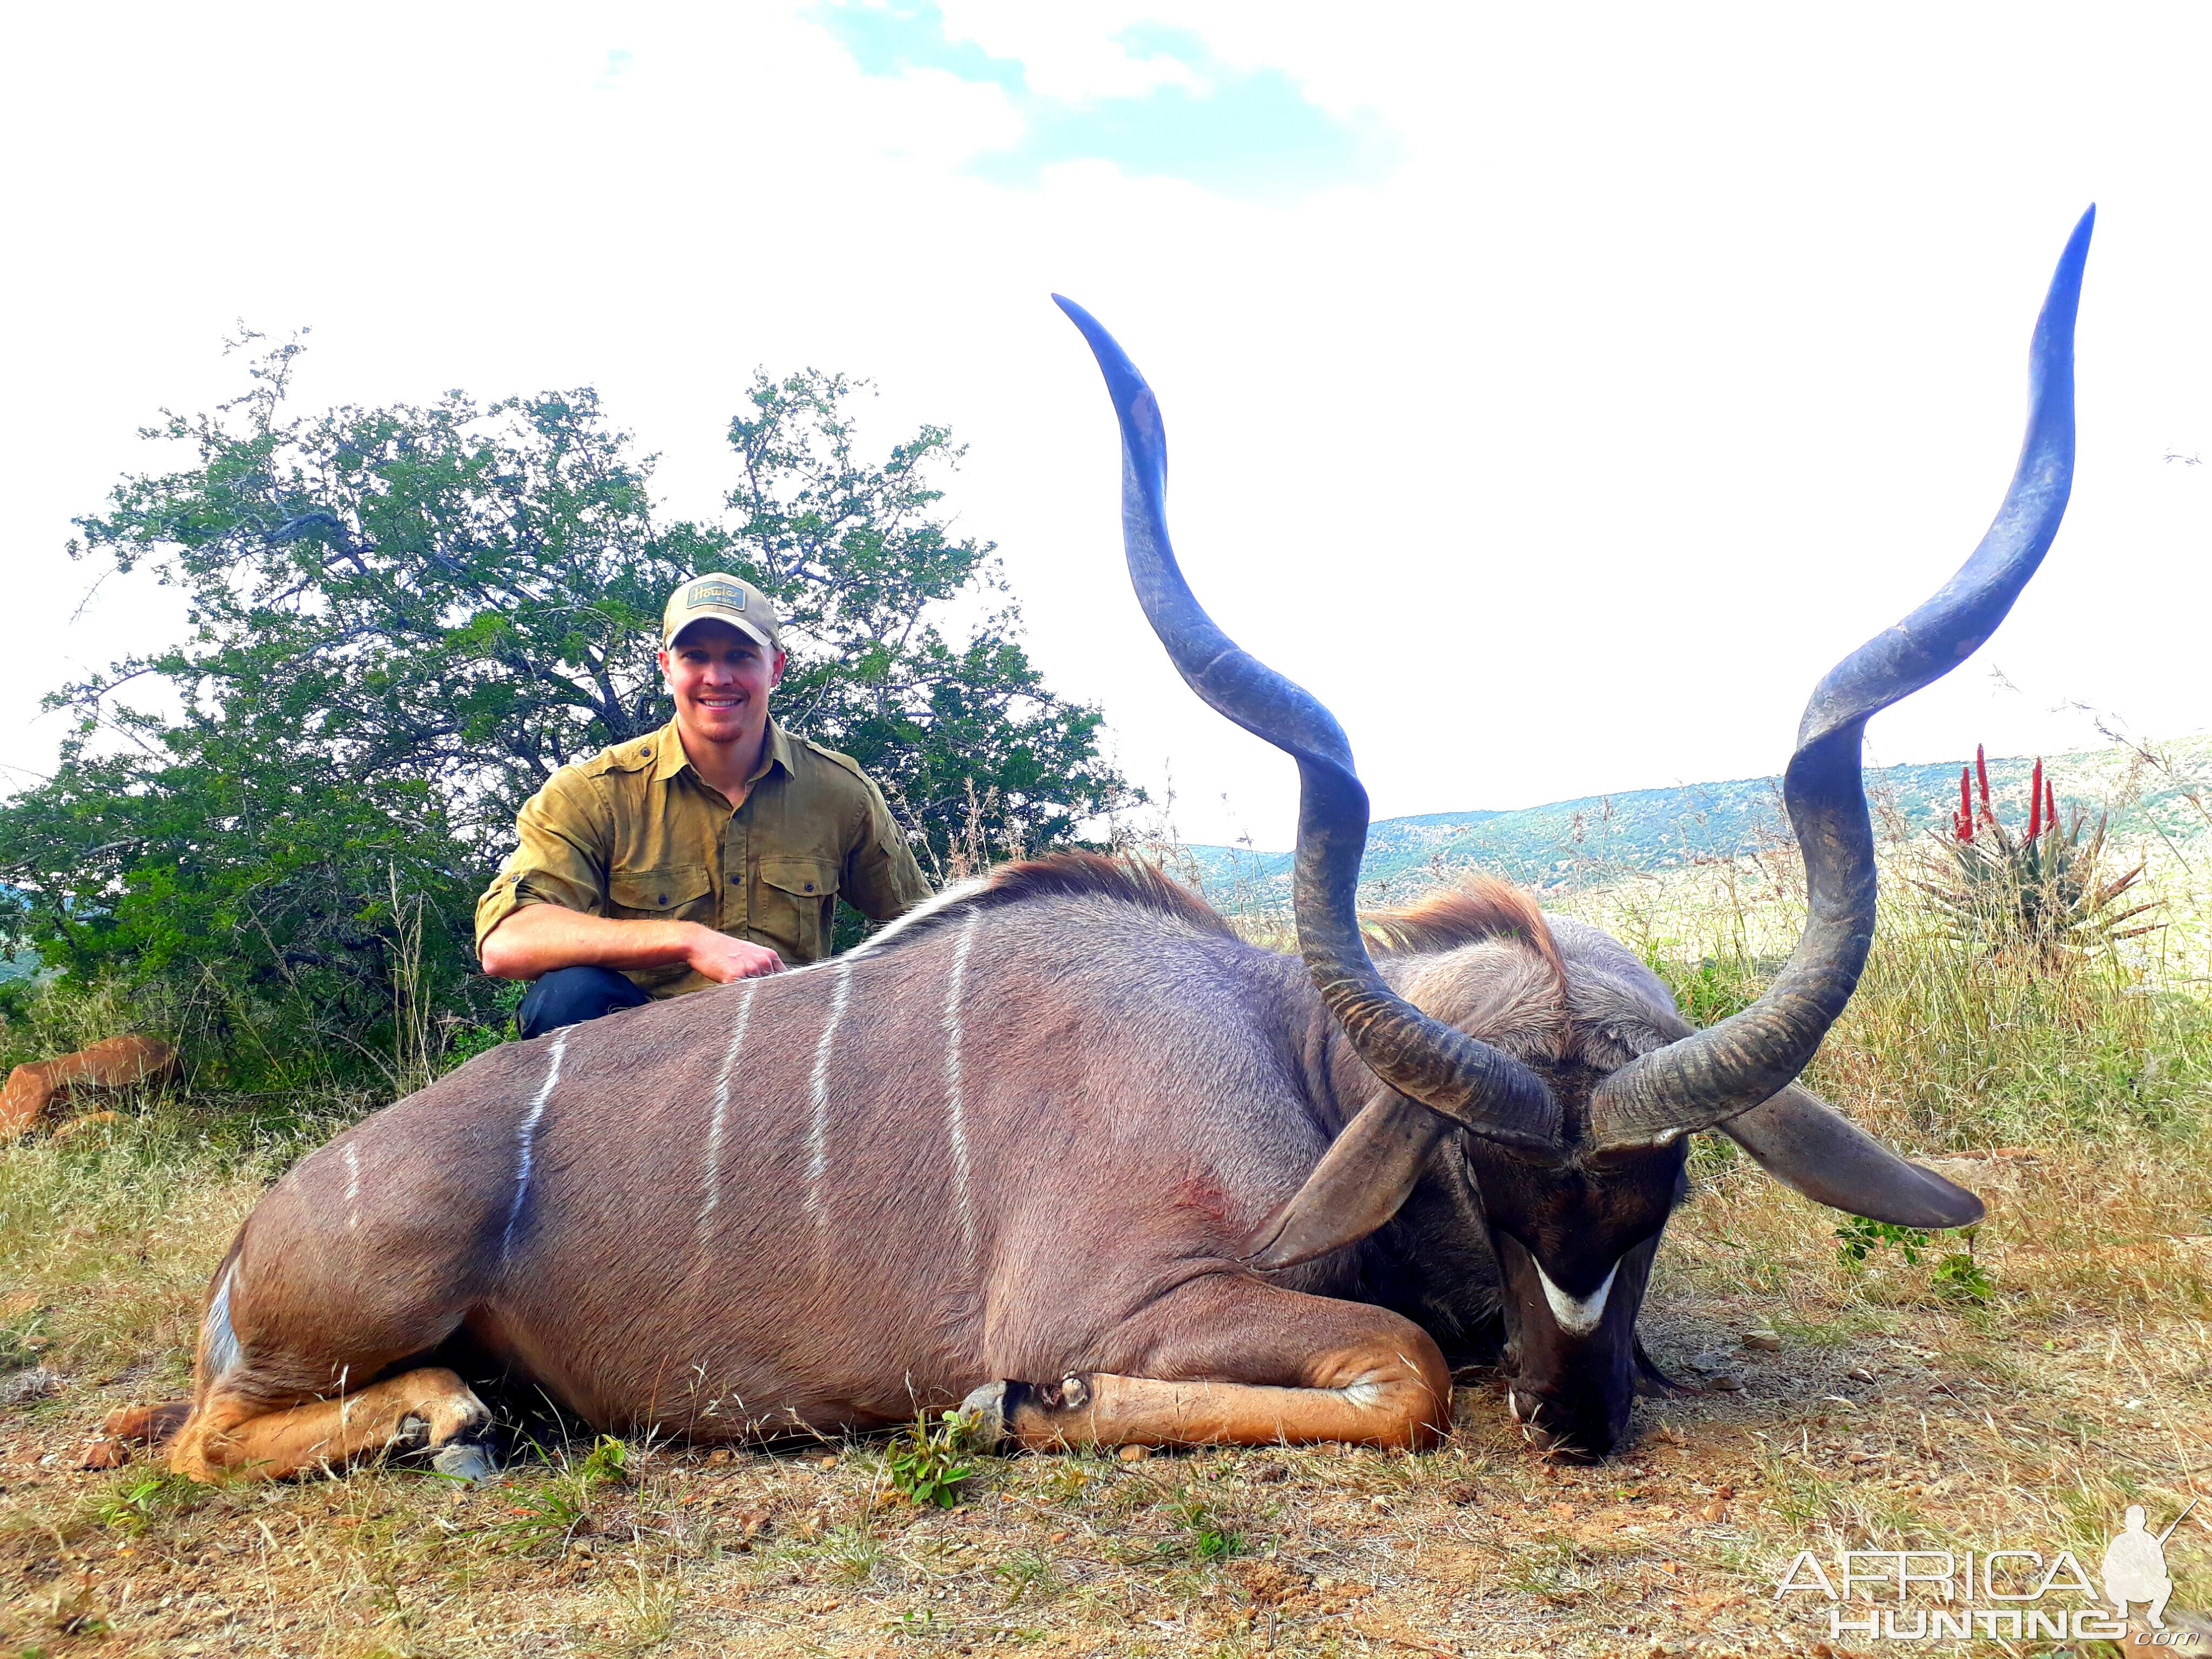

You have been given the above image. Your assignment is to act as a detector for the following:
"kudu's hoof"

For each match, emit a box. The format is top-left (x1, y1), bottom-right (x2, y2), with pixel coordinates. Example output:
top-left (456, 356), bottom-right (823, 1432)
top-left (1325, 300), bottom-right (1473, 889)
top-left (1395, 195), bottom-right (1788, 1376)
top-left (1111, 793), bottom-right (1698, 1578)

top-left (430, 1440), bottom-right (502, 1486)
top-left (959, 1381), bottom-right (1010, 1450)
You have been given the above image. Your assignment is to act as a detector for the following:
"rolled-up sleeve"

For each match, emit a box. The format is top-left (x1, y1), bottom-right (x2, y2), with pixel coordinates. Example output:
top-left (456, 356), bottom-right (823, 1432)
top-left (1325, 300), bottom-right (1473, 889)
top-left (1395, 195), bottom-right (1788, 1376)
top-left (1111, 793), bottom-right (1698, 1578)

top-left (473, 770), bottom-right (611, 961)
top-left (840, 778), bottom-right (932, 922)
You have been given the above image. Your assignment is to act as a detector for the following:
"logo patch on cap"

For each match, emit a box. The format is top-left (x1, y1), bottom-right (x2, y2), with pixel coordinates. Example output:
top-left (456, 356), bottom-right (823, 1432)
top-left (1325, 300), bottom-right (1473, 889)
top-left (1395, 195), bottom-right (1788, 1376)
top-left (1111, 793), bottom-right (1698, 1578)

top-left (687, 579), bottom-right (746, 611)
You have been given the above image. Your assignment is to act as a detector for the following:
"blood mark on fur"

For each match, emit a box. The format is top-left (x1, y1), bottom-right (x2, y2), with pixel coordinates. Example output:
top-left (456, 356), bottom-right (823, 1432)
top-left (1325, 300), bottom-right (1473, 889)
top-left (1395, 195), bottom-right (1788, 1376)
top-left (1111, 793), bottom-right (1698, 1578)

top-left (805, 966), bottom-right (853, 1223)
top-left (502, 1030), bottom-right (568, 1262)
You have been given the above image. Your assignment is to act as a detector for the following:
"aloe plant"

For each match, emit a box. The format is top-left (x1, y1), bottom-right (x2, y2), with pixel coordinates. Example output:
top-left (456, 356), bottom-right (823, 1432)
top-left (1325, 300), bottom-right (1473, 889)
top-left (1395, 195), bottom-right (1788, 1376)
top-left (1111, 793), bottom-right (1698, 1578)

top-left (1917, 746), bottom-right (2157, 956)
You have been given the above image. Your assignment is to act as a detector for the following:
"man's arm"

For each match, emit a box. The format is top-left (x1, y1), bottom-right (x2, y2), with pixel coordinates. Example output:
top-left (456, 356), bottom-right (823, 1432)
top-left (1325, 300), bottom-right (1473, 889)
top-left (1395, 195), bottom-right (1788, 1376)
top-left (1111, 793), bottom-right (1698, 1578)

top-left (480, 904), bottom-right (783, 983)
top-left (841, 776), bottom-right (935, 922)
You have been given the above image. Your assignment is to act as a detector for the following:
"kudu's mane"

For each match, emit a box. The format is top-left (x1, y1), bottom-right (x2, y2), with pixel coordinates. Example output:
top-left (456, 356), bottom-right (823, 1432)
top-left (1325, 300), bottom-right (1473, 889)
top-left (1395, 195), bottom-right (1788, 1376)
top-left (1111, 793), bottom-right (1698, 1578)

top-left (1363, 879), bottom-right (1567, 991)
top-left (858, 851), bottom-right (1233, 957)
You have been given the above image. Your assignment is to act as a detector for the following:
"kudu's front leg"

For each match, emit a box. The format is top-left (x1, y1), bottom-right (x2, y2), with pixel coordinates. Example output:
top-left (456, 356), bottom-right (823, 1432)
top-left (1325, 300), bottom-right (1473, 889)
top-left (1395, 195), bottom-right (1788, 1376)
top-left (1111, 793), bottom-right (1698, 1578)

top-left (169, 1367), bottom-right (493, 1482)
top-left (967, 1276), bottom-right (1452, 1452)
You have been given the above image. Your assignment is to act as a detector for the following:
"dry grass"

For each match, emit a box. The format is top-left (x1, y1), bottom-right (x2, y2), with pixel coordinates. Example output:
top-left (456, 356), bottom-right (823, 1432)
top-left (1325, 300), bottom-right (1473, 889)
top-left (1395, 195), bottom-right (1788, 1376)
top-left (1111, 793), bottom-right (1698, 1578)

top-left (5, 859), bottom-right (2212, 1655)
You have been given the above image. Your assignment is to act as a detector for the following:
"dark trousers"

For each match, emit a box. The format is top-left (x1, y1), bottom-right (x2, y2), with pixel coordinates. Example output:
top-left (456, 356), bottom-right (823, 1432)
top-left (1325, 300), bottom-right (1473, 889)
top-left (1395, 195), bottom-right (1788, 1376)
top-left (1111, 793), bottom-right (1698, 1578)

top-left (516, 965), bottom-right (653, 1039)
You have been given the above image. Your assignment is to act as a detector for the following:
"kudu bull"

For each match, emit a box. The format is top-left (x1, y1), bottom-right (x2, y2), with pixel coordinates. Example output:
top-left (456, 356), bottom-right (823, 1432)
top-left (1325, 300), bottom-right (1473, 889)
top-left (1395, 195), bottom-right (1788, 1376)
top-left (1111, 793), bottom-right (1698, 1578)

top-left (127, 212), bottom-right (2092, 1479)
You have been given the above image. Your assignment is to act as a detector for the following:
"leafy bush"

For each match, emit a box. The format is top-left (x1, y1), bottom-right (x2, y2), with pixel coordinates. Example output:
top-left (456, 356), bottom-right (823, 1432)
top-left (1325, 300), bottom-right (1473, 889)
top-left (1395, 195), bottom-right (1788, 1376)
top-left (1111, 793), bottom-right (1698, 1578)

top-left (1835, 1217), bottom-right (1993, 1304)
top-left (884, 1408), bottom-right (981, 1507)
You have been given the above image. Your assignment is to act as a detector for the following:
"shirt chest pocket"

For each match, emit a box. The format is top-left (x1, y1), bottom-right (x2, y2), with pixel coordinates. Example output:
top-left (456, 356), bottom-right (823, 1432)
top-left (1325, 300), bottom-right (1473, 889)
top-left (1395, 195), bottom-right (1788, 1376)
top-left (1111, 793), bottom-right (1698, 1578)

top-left (608, 863), bottom-right (715, 923)
top-left (756, 855), bottom-right (841, 963)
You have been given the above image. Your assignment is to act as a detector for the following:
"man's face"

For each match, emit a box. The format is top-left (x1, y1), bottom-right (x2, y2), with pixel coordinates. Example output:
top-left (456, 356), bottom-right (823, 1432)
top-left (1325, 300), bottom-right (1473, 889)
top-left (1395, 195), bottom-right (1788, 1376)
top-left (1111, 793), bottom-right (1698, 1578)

top-left (660, 621), bottom-right (785, 746)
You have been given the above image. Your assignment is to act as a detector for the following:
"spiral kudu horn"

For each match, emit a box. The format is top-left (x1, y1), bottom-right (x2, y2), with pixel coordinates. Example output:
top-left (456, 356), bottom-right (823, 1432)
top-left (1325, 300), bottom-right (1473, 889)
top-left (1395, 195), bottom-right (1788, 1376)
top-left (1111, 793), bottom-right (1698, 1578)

top-left (1055, 295), bottom-right (1560, 1157)
top-left (1588, 206), bottom-right (2096, 1152)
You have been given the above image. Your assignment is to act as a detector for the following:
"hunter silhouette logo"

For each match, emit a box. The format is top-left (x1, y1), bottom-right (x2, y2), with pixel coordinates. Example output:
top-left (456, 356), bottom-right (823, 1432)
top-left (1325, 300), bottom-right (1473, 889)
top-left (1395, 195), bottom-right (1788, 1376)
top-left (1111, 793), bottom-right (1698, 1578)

top-left (1773, 1500), bottom-right (2202, 1642)
top-left (2104, 1500), bottom-right (2195, 1629)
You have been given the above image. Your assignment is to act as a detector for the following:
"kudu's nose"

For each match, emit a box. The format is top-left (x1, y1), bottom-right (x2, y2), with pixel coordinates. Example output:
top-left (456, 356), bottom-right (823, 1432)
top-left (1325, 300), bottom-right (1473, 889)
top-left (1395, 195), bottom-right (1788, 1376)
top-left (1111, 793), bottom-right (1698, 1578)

top-left (1506, 1381), bottom-right (1631, 1461)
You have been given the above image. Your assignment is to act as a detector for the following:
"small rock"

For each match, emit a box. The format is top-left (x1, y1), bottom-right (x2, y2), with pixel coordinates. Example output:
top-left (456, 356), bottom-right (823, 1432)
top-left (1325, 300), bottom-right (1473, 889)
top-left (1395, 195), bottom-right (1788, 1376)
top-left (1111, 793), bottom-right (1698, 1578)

top-left (707, 1447), bottom-right (733, 1466)
top-left (0, 1367), bottom-right (61, 1407)
top-left (1708, 1374), bottom-right (1745, 1392)
top-left (1119, 1444), bottom-right (1150, 1462)
top-left (1741, 1330), bottom-right (1782, 1352)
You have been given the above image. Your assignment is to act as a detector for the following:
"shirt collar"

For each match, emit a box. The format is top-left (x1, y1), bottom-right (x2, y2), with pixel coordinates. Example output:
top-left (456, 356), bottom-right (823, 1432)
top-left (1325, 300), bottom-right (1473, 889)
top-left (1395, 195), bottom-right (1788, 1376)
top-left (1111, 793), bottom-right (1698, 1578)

top-left (650, 714), bottom-right (794, 788)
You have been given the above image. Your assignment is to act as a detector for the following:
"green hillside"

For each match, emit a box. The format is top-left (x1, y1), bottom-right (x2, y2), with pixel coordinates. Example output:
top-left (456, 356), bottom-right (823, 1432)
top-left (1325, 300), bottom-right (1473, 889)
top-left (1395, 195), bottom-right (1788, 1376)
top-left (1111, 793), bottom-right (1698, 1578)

top-left (1180, 735), bottom-right (2212, 912)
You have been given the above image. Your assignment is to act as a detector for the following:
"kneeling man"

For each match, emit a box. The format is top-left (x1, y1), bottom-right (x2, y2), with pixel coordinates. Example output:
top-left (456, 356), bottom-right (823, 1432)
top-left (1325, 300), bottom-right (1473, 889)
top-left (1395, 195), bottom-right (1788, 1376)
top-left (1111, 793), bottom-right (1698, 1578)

top-left (476, 575), bottom-right (931, 1036)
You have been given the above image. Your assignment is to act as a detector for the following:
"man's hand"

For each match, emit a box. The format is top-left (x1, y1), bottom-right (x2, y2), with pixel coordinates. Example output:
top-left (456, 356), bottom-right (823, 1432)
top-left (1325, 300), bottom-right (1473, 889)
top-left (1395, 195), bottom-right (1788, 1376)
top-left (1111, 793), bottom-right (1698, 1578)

top-left (481, 903), bottom-right (782, 983)
top-left (685, 926), bottom-right (784, 982)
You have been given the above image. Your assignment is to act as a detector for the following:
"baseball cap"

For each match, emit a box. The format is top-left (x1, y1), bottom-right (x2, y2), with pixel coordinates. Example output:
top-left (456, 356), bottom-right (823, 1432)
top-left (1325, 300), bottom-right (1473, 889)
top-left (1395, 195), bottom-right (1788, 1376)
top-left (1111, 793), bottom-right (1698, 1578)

top-left (662, 574), bottom-right (781, 653)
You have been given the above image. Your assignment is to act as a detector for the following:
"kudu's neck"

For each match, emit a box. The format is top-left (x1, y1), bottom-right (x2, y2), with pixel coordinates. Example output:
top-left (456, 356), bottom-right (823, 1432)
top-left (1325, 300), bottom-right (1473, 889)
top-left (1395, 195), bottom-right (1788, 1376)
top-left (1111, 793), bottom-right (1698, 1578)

top-left (1307, 986), bottom-right (1507, 1367)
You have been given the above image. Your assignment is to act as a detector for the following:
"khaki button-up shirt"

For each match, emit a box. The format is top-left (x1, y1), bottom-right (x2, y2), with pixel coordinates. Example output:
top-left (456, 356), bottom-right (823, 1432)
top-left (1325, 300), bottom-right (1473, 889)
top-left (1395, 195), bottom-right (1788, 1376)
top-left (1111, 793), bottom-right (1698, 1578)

top-left (474, 716), bottom-right (932, 996)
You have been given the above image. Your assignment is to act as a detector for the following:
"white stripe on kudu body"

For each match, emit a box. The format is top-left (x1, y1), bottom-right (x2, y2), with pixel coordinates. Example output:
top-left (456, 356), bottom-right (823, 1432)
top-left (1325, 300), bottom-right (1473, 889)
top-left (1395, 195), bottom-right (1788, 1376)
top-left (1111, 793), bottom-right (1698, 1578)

top-left (696, 980), bottom-right (759, 1246)
top-left (805, 966), bottom-right (854, 1222)
top-left (942, 912), bottom-right (982, 1259)
top-left (503, 1030), bottom-right (569, 1260)
top-left (1534, 1259), bottom-right (1620, 1337)
top-left (342, 1142), bottom-right (361, 1231)
top-left (840, 878), bottom-right (986, 963)
top-left (202, 1262), bottom-right (241, 1379)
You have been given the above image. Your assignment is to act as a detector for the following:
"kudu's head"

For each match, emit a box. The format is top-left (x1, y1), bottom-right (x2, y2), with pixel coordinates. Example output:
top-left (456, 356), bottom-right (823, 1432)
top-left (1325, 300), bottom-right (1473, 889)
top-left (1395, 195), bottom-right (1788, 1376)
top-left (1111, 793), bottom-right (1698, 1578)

top-left (1057, 205), bottom-right (2096, 1457)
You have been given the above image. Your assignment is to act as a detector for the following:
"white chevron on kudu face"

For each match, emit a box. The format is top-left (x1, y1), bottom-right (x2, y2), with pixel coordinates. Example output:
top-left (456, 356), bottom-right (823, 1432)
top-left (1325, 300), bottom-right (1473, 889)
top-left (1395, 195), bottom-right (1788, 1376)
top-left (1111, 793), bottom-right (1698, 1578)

top-left (1533, 1259), bottom-right (1620, 1337)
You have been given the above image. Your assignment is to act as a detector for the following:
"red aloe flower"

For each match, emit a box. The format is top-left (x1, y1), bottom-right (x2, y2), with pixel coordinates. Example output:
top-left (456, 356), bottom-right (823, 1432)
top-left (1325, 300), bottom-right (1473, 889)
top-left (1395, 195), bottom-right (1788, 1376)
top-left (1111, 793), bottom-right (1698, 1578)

top-left (2028, 758), bottom-right (2045, 839)
top-left (1975, 744), bottom-right (1992, 818)
top-left (1957, 766), bottom-right (1974, 842)
top-left (2046, 777), bottom-right (2058, 832)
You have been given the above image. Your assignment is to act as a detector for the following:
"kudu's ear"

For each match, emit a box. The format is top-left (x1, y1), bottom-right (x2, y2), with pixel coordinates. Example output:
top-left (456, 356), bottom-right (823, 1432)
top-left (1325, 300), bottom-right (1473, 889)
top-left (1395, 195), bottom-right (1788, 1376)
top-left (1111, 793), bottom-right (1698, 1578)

top-left (1244, 1097), bottom-right (1454, 1269)
top-left (1717, 1084), bottom-right (1985, 1229)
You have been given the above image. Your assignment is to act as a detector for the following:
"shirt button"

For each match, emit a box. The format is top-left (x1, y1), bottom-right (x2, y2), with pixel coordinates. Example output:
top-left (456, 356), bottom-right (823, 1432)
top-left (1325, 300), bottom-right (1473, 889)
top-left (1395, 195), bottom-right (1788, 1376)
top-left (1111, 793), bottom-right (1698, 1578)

top-left (805, 882), bottom-right (815, 892)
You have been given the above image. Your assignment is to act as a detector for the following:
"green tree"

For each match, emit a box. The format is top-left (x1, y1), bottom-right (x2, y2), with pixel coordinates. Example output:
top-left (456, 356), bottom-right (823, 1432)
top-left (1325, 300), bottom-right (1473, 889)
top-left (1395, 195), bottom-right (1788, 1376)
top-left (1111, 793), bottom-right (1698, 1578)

top-left (0, 331), bottom-right (1130, 1084)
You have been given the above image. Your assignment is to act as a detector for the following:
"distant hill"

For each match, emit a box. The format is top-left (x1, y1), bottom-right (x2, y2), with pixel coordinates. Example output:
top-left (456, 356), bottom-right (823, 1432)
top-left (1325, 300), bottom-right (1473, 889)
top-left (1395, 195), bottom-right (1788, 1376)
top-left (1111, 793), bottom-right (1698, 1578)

top-left (1178, 736), bottom-right (2212, 912)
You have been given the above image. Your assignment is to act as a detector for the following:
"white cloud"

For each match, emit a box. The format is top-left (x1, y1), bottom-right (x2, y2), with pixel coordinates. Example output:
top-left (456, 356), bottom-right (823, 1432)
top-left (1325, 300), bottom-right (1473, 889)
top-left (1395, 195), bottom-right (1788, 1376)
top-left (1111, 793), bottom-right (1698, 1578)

top-left (934, 2), bottom-right (1202, 103)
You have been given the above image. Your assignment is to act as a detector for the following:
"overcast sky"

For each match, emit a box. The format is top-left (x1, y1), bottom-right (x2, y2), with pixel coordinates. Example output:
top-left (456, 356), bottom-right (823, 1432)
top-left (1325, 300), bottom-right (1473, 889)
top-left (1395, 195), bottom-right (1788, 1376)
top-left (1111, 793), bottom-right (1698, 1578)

top-left (5, 3), bottom-right (2208, 847)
